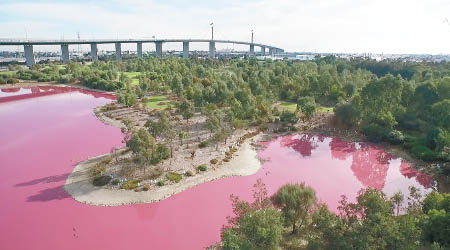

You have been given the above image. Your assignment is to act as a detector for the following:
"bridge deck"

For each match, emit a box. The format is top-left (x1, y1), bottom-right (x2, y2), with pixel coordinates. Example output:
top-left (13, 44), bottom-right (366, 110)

top-left (0, 39), bottom-right (282, 50)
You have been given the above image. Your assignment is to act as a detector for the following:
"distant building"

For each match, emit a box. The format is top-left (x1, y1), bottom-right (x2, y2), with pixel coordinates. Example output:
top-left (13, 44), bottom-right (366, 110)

top-left (295, 54), bottom-right (315, 61)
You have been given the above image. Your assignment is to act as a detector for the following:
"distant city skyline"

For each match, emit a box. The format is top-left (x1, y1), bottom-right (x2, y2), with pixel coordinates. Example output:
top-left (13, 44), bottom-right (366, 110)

top-left (1, 0), bottom-right (449, 54)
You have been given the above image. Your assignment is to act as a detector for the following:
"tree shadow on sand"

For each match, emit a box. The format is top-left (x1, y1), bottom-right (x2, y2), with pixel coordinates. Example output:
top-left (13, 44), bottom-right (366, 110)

top-left (25, 168), bottom-right (98, 203)
top-left (15, 173), bottom-right (69, 187)
top-left (26, 185), bottom-right (70, 202)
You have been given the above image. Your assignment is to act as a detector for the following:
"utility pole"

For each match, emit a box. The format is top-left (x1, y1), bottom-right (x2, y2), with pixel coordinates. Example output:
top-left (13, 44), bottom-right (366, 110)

top-left (210, 22), bottom-right (214, 40)
top-left (77, 32), bottom-right (81, 55)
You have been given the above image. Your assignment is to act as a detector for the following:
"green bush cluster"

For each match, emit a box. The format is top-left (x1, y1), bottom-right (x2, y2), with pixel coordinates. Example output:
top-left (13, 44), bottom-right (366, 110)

top-left (197, 164), bottom-right (207, 172)
top-left (0, 73), bottom-right (19, 84)
top-left (121, 179), bottom-right (139, 190)
top-left (198, 141), bottom-right (208, 148)
top-left (166, 172), bottom-right (182, 183)
top-left (92, 175), bottom-right (111, 186)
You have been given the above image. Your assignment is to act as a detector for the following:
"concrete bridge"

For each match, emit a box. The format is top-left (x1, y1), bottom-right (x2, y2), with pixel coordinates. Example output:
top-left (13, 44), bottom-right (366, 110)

top-left (0, 39), bottom-right (284, 67)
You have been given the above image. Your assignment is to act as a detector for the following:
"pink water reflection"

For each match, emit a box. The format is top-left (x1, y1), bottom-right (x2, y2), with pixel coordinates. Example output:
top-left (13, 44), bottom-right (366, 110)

top-left (0, 87), bottom-right (433, 250)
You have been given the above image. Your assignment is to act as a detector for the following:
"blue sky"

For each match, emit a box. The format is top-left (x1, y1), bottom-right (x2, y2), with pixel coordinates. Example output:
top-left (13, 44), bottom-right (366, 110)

top-left (1, 0), bottom-right (450, 54)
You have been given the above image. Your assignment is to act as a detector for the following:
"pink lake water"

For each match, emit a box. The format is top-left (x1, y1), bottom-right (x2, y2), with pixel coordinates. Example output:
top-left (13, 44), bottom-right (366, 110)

top-left (0, 86), bottom-right (433, 250)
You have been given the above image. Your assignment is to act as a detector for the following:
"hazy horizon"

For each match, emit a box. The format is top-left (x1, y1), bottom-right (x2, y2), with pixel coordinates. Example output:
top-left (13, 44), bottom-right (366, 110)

top-left (1, 0), bottom-right (450, 54)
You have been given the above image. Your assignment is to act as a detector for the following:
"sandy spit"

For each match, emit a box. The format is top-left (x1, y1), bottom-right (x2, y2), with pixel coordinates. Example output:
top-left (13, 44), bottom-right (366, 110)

top-left (64, 135), bottom-right (262, 206)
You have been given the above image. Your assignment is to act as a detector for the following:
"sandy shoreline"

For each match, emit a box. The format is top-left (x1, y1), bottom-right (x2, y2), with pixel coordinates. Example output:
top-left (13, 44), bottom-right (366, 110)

top-left (64, 134), bottom-right (263, 206)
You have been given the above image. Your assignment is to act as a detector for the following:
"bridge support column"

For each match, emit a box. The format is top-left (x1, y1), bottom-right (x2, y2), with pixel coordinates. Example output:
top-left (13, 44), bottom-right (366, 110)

top-left (209, 41), bottom-right (215, 58)
top-left (90, 43), bottom-right (98, 62)
top-left (269, 48), bottom-right (274, 56)
top-left (137, 42), bottom-right (143, 58)
top-left (261, 46), bottom-right (266, 56)
top-left (61, 44), bottom-right (69, 64)
top-left (24, 45), bottom-right (35, 67)
top-left (250, 44), bottom-right (255, 55)
top-left (183, 41), bottom-right (189, 59)
top-left (155, 41), bottom-right (162, 58)
top-left (115, 43), bottom-right (122, 62)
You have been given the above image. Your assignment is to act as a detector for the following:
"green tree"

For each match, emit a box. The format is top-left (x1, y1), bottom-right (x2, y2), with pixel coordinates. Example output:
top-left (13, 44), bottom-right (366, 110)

top-left (431, 99), bottom-right (450, 129)
top-left (179, 99), bottom-right (194, 126)
top-left (126, 128), bottom-right (156, 173)
top-left (222, 209), bottom-right (283, 250)
top-left (297, 96), bottom-right (316, 119)
top-left (342, 83), bottom-right (356, 98)
top-left (272, 183), bottom-right (317, 234)
top-left (390, 191), bottom-right (404, 216)
top-left (422, 191), bottom-right (450, 247)
top-left (280, 110), bottom-right (298, 127)
top-left (145, 111), bottom-right (172, 138)
top-left (334, 102), bottom-right (360, 128)
top-left (360, 74), bottom-right (404, 129)
top-left (222, 179), bottom-right (282, 250)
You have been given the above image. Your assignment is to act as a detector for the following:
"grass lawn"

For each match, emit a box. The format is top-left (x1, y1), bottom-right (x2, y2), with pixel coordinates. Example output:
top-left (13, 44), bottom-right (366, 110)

top-left (278, 102), bottom-right (297, 112)
top-left (146, 95), bottom-right (175, 110)
top-left (124, 72), bottom-right (141, 78)
top-left (277, 102), bottom-right (334, 113)
top-left (124, 72), bottom-right (141, 86)
top-left (0, 71), bottom-right (16, 76)
top-left (318, 107), bottom-right (334, 113)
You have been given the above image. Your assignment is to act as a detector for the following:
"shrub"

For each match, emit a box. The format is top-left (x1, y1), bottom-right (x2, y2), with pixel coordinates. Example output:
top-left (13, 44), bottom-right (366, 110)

top-left (402, 135), bottom-right (420, 150)
top-left (89, 162), bottom-right (107, 177)
top-left (157, 180), bottom-right (165, 186)
top-left (142, 185), bottom-right (150, 191)
top-left (335, 102), bottom-right (360, 128)
top-left (426, 128), bottom-right (441, 150)
top-left (223, 158), bottom-right (230, 162)
top-left (147, 167), bottom-right (164, 179)
top-left (93, 175), bottom-right (111, 186)
top-left (100, 103), bottom-right (117, 112)
top-left (398, 112), bottom-right (420, 131)
top-left (199, 141), bottom-right (208, 148)
top-left (386, 130), bottom-right (405, 144)
top-left (121, 180), bottom-right (139, 190)
top-left (410, 144), bottom-right (441, 162)
top-left (111, 179), bottom-right (119, 186)
top-left (280, 111), bottom-right (298, 125)
top-left (197, 164), bottom-right (207, 171)
top-left (362, 124), bottom-right (390, 142)
top-left (166, 172), bottom-right (182, 183)
top-left (152, 143), bottom-right (170, 164)
top-left (222, 208), bottom-right (283, 250)
top-left (231, 119), bottom-right (248, 129)
top-left (210, 159), bottom-right (218, 164)
top-left (185, 171), bottom-right (194, 177)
